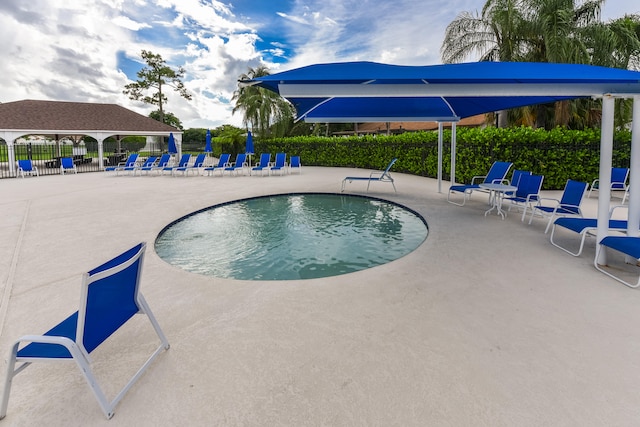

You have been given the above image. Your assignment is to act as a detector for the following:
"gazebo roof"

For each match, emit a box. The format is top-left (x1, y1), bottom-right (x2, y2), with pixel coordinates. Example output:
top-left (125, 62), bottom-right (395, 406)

top-left (0, 100), bottom-right (179, 138)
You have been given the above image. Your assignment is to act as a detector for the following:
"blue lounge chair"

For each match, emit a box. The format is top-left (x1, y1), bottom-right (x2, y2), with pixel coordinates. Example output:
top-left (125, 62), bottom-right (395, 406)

top-left (550, 206), bottom-right (629, 256)
top-left (595, 236), bottom-right (640, 288)
top-left (528, 179), bottom-right (588, 233)
top-left (269, 152), bottom-right (287, 176)
top-left (204, 153), bottom-right (231, 177)
top-left (447, 161), bottom-right (513, 206)
top-left (162, 153), bottom-right (191, 175)
top-left (60, 157), bottom-right (77, 175)
top-left (251, 153), bottom-right (271, 176)
top-left (505, 173), bottom-right (544, 221)
top-left (17, 159), bottom-right (39, 178)
top-left (341, 158), bottom-right (397, 193)
top-left (223, 153), bottom-right (248, 176)
top-left (121, 156), bottom-right (156, 176)
top-left (105, 153), bottom-right (139, 175)
top-left (133, 156), bottom-right (160, 175)
top-left (588, 167), bottom-right (629, 199)
top-left (289, 155), bottom-right (301, 174)
top-left (0, 243), bottom-right (169, 419)
top-left (140, 153), bottom-right (171, 175)
top-left (174, 153), bottom-right (206, 176)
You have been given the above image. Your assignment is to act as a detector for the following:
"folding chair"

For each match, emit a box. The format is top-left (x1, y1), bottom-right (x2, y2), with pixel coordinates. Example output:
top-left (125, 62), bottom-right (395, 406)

top-left (0, 243), bottom-right (169, 420)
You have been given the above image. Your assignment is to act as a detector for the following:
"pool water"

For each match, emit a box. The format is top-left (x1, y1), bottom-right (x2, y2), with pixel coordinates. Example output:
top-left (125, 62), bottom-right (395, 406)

top-left (155, 193), bottom-right (428, 280)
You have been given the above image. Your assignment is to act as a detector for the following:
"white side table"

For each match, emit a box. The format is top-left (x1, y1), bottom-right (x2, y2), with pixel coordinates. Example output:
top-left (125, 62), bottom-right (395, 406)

top-left (479, 183), bottom-right (517, 219)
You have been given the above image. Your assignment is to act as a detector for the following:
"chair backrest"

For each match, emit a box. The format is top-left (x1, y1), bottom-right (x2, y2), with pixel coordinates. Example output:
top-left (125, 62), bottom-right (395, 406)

top-left (510, 170), bottom-right (531, 188)
top-left (234, 153), bottom-right (246, 167)
top-left (143, 156), bottom-right (158, 167)
top-left (382, 158), bottom-right (397, 177)
top-left (156, 154), bottom-right (171, 167)
top-left (124, 154), bottom-right (138, 166)
top-left (611, 167), bottom-right (630, 189)
top-left (193, 154), bottom-right (206, 167)
top-left (273, 153), bottom-right (286, 168)
top-left (290, 156), bottom-right (301, 168)
top-left (18, 159), bottom-right (33, 171)
top-left (80, 243), bottom-right (145, 354)
top-left (61, 157), bottom-right (75, 169)
top-left (516, 174), bottom-right (544, 198)
top-left (217, 153), bottom-right (231, 167)
top-left (483, 161), bottom-right (513, 184)
top-left (560, 179), bottom-right (588, 207)
top-left (177, 154), bottom-right (191, 167)
top-left (258, 153), bottom-right (271, 167)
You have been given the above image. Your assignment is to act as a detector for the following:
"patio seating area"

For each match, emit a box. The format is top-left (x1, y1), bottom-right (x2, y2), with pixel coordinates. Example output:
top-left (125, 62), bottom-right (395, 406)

top-left (2, 167), bottom-right (640, 425)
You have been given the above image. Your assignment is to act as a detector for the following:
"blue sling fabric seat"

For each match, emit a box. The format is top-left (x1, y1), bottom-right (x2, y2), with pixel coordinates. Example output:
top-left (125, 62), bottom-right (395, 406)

top-left (550, 216), bottom-right (628, 256)
top-left (251, 153), bottom-right (272, 176)
top-left (105, 153), bottom-right (139, 174)
top-left (17, 159), bottom-right (39, 178)
top-left (204, 153), bottom-right (231, 176)
top-left (595, 236), bottom-right (640, 288)
top-left (505, 174), bottom-right (544, 221)
top-left (174, 153), bottom-right (206, 176)
top-left (269, 152), bottom-right (288, 176)
top-left (528, 179), bottom-right (588, 233)
top-left (0, 243), bottom-right (170, 420)
top-left (223, 153), bottom-right (248, 176)
top-left (447, 161), bottom-right (512, 206)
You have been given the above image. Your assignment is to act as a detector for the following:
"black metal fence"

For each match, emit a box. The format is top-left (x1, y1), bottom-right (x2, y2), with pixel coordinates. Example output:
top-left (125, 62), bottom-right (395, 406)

top-left (0, 141), bottom-right (168, 179)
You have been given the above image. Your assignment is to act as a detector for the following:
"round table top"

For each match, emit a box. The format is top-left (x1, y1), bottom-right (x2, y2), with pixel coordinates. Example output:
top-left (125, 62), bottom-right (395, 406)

top-left (479, 183), bottom-right (517, 192)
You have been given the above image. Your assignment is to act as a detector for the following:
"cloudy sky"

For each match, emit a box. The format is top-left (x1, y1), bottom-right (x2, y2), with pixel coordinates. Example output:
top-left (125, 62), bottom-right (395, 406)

top-left (1, 0), bottom-right (637, 129)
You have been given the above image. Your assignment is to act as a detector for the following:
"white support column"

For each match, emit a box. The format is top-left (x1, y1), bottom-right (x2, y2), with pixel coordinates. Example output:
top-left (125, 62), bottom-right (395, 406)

top-left (437, 122), bottom-right (443, 193)
top-left (450, 122), bottom-right (457, 186)
top-left (97, 138), bottom-right (105, 170)
top-left (7, 139), bottom-right (16, 176)
top-left (626, 96), bottom-right (640, 261)
top-left (596, 95), bottom-right (615, 265)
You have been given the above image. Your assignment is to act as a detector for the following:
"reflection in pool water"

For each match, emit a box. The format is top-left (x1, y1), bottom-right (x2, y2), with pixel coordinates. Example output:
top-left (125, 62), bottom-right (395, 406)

top-left (155, 193), bottom-right (428, 280)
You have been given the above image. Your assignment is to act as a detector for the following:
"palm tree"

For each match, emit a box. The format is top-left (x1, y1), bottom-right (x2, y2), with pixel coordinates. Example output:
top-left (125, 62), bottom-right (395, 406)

top-left (441, 0), bottom-right (640, 129)
top-left (232, 66), bottom-right (295, 138)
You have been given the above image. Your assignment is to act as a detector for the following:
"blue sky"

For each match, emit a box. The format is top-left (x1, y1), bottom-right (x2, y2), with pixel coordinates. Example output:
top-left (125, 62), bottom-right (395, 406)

top-left (0, 0), bottom-right (637, 129)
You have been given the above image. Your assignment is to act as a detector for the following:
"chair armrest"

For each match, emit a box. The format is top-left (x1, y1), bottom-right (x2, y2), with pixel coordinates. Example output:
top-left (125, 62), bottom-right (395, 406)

top-left (535, 197), bottom-right (560, 206)
top-left (470, 175), bottom-right (487, 184)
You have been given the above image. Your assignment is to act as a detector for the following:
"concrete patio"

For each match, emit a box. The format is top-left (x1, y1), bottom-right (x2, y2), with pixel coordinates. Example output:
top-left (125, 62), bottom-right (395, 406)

top-left (1, 166), bottom-right (639, 426)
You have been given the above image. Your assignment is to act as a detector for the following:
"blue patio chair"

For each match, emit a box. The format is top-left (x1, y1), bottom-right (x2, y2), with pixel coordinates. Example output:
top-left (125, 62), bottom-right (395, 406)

top-left (223, 153), bottom-right (248, 176)
top-left (104, 153), bottom-right (139, 175)
top-left (342, 158), bottom-right (398, 193)
top-left (595, 236), bottom-right (640, 288)
top-left (269, 152), bottom-right (288, 176)
top-left (140, 153), bottom-right (171, 175)
top-left (447, 161), bottom-right (513, 206)
top-left (289, 155), bottom-right (302, 174)
top-left (204, 153), bottom-right (231, 177)
top-left (251, 153), bottom-right (271, 176)
top-left (528, 179), bottom-right (588, 233)
top-left (505, 173), bottom-right (544, 221)
top-left (162, 153), bottom-right (191, 175)
top-left (0, 243), bottom-right (169, 420)
top-left (550, 206), bottom-right (629, 256)
top-left (132, 156), bottom-right (159, 176)
top-left (588, 167), bottom-right (629, 199)
top-left (17, 159), bottom-right (39, 178)
top-left (60, 157), bottom-right (77, 175)
top-left (173, 153), bottom-right (206, 176)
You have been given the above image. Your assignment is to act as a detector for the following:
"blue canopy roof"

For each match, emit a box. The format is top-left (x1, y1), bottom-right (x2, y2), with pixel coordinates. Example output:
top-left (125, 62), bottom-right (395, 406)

top-left (244, 61), bottom-right (640, 122)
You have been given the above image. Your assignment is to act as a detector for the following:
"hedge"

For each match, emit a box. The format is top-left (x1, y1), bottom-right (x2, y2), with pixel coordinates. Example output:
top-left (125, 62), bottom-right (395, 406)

top-left (261, 127), bottom-right (632, 190)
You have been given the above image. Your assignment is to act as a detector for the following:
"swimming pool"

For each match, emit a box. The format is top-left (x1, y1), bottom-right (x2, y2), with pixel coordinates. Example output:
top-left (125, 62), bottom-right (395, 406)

top-left (155, 193), bottom-right (428, 280)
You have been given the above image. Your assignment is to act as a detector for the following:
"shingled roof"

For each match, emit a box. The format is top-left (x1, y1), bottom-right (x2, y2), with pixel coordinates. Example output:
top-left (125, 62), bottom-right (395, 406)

top-left (0, 99), bottom-right (178, 134)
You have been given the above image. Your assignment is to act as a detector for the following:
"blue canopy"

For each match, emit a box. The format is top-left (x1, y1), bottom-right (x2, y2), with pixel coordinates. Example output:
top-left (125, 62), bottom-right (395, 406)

top-left (244, 61), bottom-right (640, 122)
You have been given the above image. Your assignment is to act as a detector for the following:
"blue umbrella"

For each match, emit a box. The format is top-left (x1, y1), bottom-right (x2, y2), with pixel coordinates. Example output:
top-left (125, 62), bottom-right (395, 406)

top-left (245, 131), bottom-right (254, 167)
top-left (205, 129), bottom-right (212, 153)
top-left (168, 133), bottom-right (177, 154)
top-left (245, 131), bottom-right (254, 154)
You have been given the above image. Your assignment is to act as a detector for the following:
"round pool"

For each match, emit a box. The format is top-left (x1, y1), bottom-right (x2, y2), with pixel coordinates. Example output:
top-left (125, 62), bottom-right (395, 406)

top-left (155, 193), bottom-right (428, 280)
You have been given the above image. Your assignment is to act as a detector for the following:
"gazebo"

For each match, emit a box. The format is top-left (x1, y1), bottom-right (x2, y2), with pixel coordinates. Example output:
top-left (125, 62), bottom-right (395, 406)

top-left (0, 100), bottom-right (182, 176)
